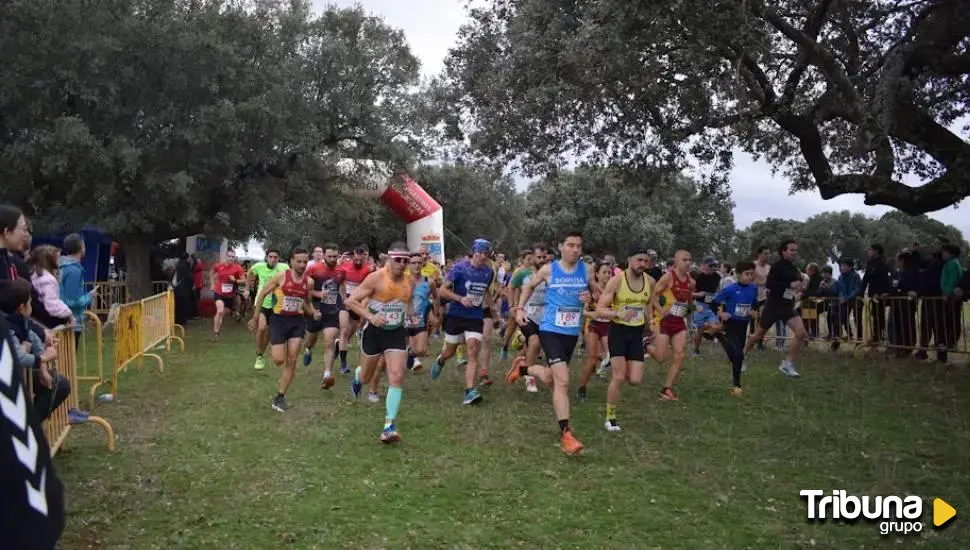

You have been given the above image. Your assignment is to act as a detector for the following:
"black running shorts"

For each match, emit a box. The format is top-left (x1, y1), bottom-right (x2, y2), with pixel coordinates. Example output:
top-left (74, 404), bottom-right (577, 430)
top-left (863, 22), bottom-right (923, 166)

top-left (361, 324), bottom-right (407, 356)
top-left (758, 303), bottom-right (799, 331)
top-left (270, 314), bottom-right (305, 345)
top-left (539, 331), bottom-right (578, 366)
top-left (607, 323), bottom-right (646, 362)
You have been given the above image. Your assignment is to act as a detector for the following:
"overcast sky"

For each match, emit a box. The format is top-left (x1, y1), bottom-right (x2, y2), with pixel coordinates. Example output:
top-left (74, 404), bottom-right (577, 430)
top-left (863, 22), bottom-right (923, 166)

top-left (235, 0), bottom-right (969, 258)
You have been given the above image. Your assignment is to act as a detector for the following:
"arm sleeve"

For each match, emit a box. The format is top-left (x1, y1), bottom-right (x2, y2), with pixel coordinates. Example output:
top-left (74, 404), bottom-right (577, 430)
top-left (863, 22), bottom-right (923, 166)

top-left (8, 330), bottom-right (40, 369)
top-left (38, 276), bottom-right (72, 318)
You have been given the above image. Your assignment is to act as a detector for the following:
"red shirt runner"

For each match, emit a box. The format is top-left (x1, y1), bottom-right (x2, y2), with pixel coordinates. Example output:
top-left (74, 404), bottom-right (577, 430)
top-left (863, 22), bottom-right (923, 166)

top-left (338, 262), bottom-right (373, 297)
top-left (307, 263), bottom-right (346, 309)
top-left (212, 262), bottom-right (245, 297)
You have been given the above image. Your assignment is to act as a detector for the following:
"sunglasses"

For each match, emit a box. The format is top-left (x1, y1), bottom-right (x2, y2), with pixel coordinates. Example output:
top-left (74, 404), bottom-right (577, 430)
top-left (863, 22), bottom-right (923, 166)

top-left (391, 257), bottom-right (409, 264)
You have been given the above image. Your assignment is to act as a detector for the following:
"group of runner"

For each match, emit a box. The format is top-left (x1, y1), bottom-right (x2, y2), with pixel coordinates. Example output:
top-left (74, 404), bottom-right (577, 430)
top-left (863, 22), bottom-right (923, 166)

top-left (207, 233), bottom-right (809, 455)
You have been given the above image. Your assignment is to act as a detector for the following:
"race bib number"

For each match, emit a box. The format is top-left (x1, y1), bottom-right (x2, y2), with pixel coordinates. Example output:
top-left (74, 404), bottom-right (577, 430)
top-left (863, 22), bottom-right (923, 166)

top-left (322, 291), bottom-right (338, 305)
top-left (669, 302), bottom-right (688, 318)
top-left (555, 307), bottom-right (582, 328)
top-left (783, 288), bottom-right (794, 300)
top-left (282, 296), bottom-right (304, 313)
top-left (735, 304), bottom-right (752, 318)
top-left (221, 283), bottom-right (234, 294)
top-left (382, 309), bottom-right (404, 326)
top-left (469, 292), bottom-right (485, 307)
top-left (345, 282), bottom-right (359, 294)
top-left (704, 293), bottom-right (713, 303)
top-left (621, 305), bottom-right (644, 324)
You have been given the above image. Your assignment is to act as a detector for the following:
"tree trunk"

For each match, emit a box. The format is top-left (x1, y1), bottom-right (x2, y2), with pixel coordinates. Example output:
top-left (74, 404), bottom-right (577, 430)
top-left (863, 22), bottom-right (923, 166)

top-left (119, 234), bottom-right (153, 300)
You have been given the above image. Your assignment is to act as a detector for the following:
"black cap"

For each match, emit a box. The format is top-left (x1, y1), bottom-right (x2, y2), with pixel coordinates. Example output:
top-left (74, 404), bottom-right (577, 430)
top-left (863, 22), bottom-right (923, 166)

top-left (354, 245), bottom-right (368, 254)
top-left (627, 245), bottom-right (651, 258)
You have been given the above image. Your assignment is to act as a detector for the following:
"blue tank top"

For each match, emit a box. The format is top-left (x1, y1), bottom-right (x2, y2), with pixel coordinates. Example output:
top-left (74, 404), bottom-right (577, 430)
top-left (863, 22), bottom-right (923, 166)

top-left (446, 260), bottom-right (494, 319)
top-left (409, 280), bottom-right (431, 327)
top-left (540, 260), bottom-right (589, 336)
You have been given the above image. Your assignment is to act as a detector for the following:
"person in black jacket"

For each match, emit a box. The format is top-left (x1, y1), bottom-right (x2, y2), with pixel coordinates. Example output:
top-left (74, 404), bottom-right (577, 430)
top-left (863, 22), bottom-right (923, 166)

top-left (916, 249), bottom-right (946, 361)
top-left (0, 309), bottom-right (67, 549)
top-left (0, 205), bottom-right (52, 342)
top-left (862, 244), bottom-right (893, 343)
top-left (889, 251), bottom-right (920, 355)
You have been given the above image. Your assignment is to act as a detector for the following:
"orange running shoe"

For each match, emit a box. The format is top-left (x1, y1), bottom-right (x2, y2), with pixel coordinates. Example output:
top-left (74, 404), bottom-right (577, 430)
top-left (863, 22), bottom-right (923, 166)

top-left (729, 386), bottom-right (743, 398)
top-left (321, 374), bottom-right (335, 389)
top-left (560, 430), bottom-right (584, 455)
top-left (506, 356), bottom-right (526, 385)
top-left (659, 387), bottom-right (678, 401)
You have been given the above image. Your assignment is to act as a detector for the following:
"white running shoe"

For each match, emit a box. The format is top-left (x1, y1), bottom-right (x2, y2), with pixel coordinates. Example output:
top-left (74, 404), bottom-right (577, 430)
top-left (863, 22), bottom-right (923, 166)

top-left (778, 361), bottom-right (800, 378)
top-left (525, 375), bottom-right (538, 393)
top-left (604, 420), bottom-right (622, 432)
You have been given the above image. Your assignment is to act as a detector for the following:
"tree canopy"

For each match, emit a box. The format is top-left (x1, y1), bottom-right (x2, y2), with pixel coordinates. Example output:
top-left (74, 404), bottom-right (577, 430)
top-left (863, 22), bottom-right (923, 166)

top-left (443, 0), bottom-right (970, 215)
top-left (0, 0), bottom-right (424, 296)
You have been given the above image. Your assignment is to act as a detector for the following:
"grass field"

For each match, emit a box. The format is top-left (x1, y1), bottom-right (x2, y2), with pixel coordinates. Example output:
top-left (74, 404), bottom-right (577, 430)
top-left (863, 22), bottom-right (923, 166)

top-left (56, 320), bottom-right (970, 549)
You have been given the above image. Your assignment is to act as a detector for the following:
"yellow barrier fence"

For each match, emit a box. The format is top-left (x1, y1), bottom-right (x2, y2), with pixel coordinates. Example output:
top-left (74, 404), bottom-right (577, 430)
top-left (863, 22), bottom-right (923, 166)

top-left (25, 327), bottom-right (115, 456)
top-left (90, 290), bottom-right (185, 403)
top-left (85, 280), bottom-right (128, 316)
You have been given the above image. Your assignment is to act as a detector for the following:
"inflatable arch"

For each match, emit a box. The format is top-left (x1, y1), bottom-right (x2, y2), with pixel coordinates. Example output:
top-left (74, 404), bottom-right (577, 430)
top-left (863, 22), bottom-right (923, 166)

top-left (337, 159), bottom-right (445, 264)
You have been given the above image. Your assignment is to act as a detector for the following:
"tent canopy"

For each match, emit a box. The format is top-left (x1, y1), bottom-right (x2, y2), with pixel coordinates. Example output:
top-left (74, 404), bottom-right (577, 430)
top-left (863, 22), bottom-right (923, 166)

top-left (31, 226), bottom-right (113, 283)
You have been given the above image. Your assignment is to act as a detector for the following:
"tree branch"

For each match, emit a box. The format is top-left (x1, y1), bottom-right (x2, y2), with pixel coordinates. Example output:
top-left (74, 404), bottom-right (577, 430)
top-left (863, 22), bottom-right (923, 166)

top-left (780, 0), bottom-right (835, 106)
top-left (818, 170), bottom-right (970, 215)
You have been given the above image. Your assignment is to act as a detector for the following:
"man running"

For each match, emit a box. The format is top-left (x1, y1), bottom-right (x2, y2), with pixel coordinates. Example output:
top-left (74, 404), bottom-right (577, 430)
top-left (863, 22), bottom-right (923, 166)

top-left (210, 250), bottom-right (246, 341)
top-left (692, 257), bottom-right (722, 355)
top-left (430, 239), bottom-right (495, 405)
top-left (336, 246), bottom-right (374, 374)
top-left (507, 246), bottom-right (545, 393)
top-left (501, 249), bottom-right (533, 360)
top-left (345, 242), bottom-right (415, 443)
top-left (710, 262), bottom-right (758, 396)
top-left (751, 246), bottom-right (771, 350)
top-left (248, 247), bottom-right (320, 411)
top-left (308, 245), bottom-right (325, 269)
top-left (648, 250), bottom-right (695, 401)
top-left (246, 250), bottom-right (289, 369)
top-left (305, 243), bottom-right (345, 388)
top-left (594, 246), bottom-right (654, 431)
top-left (743, 240), bottom-right (807, 377)
top-left (406, 252), bottom-right (434, 371)
top-left (507, 232), bottom-right (595, 455)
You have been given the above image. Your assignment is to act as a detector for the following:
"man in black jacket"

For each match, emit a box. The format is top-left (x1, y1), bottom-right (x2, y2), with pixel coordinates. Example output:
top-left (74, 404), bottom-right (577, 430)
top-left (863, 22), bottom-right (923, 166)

top-left (0, 311), bottom-right (66, 549)
top-left (862, 244), bottom-right (893, 343)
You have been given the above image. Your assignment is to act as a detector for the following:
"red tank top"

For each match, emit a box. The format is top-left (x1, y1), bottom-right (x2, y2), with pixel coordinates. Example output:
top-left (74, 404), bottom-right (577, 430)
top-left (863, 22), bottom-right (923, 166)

top-left (273, 270), bottom-right (310, 316)
top-left (671, 271), bottom-right (693, 303)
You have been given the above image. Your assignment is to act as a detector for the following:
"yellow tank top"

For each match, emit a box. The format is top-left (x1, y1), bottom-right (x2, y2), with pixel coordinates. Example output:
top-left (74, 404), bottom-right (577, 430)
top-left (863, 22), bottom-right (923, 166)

top-left (367, 268), bottom-right (413, 330)
top-left (611, 271), bottom-right (651, 327)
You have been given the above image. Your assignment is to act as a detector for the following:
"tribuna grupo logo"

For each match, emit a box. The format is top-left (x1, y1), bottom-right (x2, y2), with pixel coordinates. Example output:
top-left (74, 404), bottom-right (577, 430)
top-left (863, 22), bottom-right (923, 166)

top-left (800, 490), bottom-right (957, 535)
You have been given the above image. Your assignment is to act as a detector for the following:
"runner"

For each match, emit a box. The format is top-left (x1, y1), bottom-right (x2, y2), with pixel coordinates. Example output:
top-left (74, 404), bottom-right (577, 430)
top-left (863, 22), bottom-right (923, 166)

top-left (577, 261), bottom-right (614, 401)
top-left (648, 250), bottom-right (695, 401)
top-left (501, 249), bottom-right (533, 360)
top-left (336, 246), bottom-right (374, 374)
top-left (430, 239), bottom-right (495, 405)
top-left (245, 250), bottom-right (289, 370)
top-left (248, 247), bottom-right (320, 411)
top-left (304, 243), bottom-right (345, 388)
top-left (710, 261), bottom-right (758, 396)
top-left (508, 244), bottom-right (550, 393)
top-left (345, 242), bottom-right (415, 443)
top-left (692, 257), bottom-right (722, 356)
top-left (476, 263), bottom-right (502, 387)
top-left (506, 232), bottom-right (596, 455)
top-left (751, 246), bottom-right (772, 351)
top-left (406, 252), bottom-right (434, 371)
top-left (210, 250), bottom-right (246, 341)
top-left (308, 245), bottom-right (324, 269)
top-left (594, 247), bottom-right (654, 431)
top-left (743, 240), bottom-right (807, 377)
top-left (236, 260), bottom-right (253, 322)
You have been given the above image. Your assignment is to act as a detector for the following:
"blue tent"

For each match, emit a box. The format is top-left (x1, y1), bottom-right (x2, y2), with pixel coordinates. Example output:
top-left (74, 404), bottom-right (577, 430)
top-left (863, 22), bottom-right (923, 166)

top-left (31, 225), bottom-right (113, 283)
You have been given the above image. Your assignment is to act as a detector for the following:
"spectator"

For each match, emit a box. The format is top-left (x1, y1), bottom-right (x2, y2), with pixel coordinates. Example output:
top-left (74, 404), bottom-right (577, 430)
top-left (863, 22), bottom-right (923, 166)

top-left (646, 250), bottom-right (663, 281)
top-left (802, 263), bottom-right (822, 338)
top-left (862, 244), bottom-right (893, 342)
top-left (191, 253), bottom-right (204, 318)
top-left (29, 245), bottom-right (73, 329)
top-left (834, 258), bottom-right (862, 350)
top-left (816, 266), bottom-right (838, 340)
top-left (0, 279), bottom-right (88, 424)
top-left (718, 262), bottom-right (735, 291)
top-left (916, 248), bottom-right (946, 361)
top-left (0, 205), bottom-right (54, 344)
top-left (889, 251), bottom-right (920, 356)
top-left (939, 244), bottom-right (965, 360)
top-left (59, 233), bottom-right (94, 346)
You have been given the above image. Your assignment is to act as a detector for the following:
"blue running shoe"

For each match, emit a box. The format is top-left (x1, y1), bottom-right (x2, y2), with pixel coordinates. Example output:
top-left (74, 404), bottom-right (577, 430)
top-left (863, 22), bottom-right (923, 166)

top-left (380, 425), bottom-right (401, 444)
top-left (463, 388), bottom-right (483, 405)
top-left (303, 348), bottom-right (312, 367)
top-left (430, 356), bottom-right (444, 381)
top-left (351, 366), bottom-right (362, 399)
top-left (500, 348), bottom-right (508, 361)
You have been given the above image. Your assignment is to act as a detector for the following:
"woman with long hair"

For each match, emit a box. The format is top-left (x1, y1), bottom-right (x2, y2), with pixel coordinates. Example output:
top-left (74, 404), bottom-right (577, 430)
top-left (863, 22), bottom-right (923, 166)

top-left (577, 261), bottom-right (614, 401)
top-left (28, 245), bottom-right (73, 329)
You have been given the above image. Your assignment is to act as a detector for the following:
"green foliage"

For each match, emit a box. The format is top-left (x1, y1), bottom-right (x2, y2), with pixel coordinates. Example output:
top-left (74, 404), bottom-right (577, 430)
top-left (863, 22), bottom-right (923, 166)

top-left (443, 0), bottom-right (970, 214)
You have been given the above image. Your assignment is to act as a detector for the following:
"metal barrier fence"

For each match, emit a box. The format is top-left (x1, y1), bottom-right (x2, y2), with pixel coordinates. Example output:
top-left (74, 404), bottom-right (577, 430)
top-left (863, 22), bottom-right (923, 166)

top-left (90, 290), bottom-right (185, 403)
top-left (83, 280), bottom-right (171, 316)
top-left (758, 296), bottom-right (968, 356)
top-left (24, 327), bottom-right (115, 456)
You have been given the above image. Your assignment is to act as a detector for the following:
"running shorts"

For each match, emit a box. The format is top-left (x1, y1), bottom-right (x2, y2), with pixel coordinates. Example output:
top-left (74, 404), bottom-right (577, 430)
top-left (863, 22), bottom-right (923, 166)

top-left (260, 306), bottom-right (274, 320)
top-left (608, 323), bottom-right (645, 361)
top-left (444, 315), bottom-right (484, 344)
top-left (407, 326), bottom-right (427, 338)
top-left (306, 308), bottom-right (340, 333)
top-left (588, 320), bottom-right (610, 339)
top-left (215, 294), bottom-right (235, 309)
top-left (361, 324), bottom-right (407, 356)
top-left (519, 319), bottom-right (540, 340)
top-left (539, 331), bottom-right (579, 366)
top-left (483, 307), bottom-right (493, 320)
top-left (758, 303), bottom-right (798, 330)
top-left (659, 315), bottom-right (688, 337)
top-left (270, 315), bottom-right (305, 345)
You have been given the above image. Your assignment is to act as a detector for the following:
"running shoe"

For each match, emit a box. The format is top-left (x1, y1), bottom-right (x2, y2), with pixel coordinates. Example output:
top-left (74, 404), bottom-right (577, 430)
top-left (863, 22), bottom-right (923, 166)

top-left (525, 375), bottom-right (538, 393)
top-left (505, 356), bottom-right (525, 385)
top-left (321, 373), bottom-right (335, 389)
top-left (560, 430), bottom-right (584, 455)
top-left (272, 395), bottom-right (289, 412)
top-left (210, 333), bottom-right (220, 342)
top-left (604, 419), bottom-right (621, 432)
top-left (729, 386), bottom-right (744, 398)
top-left (68, 408), bottom-right (90, 425)
top-left (351, 371), bottom-right (362, 399)
top-left (368, 392), bottom-right (380, 403)
top-left (659, 388), bottom-right (678, 401)
top-left (303, 348), bottom-right (312, 367)
top-left (578, 385), bottom-right (588, 402)
top-left (254, 356), bottom-right (266, 370)
top-left (479, 369), bottom-right (493, 387)
top-left (778, 361), bottom-right (800, 378)
top-left (463, 388), bottom-right (483, 405)
top-left (430, 356), bottom-right (445, 380)
top-left (380, 425), bottom-right (401, 444)
top-left (340, 365), bottom-right (351, 375)
top-left (411, 359), bottom-right (424, 372)
top-left (500, 348), bottom-right (508, 361)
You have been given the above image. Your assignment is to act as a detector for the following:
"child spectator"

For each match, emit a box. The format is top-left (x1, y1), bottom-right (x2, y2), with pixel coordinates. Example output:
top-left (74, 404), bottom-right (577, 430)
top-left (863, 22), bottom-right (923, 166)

top-left (29, 245), bottom-right (73, 329)
top-left (59, 233), bottom-right (95, 345)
